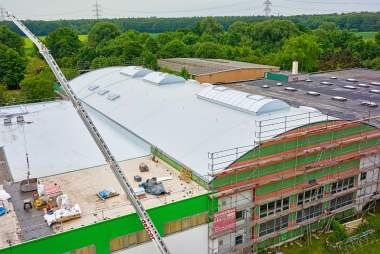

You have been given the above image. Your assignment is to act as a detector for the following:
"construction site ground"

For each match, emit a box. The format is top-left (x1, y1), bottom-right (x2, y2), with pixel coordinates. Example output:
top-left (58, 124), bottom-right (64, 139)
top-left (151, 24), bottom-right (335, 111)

top-left (0, 185), bottom-right (21, 249)
top-left (281, 211), bottom-right (380, 254)
top-left (36, 155), bottom-right (207, 233)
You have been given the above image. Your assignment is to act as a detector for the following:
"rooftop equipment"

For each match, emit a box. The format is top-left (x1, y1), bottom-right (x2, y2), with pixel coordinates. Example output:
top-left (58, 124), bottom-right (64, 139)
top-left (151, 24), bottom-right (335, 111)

top-left (369, 90), bottom-right (380, 94)
top-left (262, 85), bottom-right (269, 88)
top-left (284, 87), bottom-right (297, 91)
top-left (17, 116), bottom-right (24, 123)
top-left (97, 88), bottom-right (109, 95)
top-left (343, 85), bottom-right (356, 90)
top-left (346, 79), bottom-right (358, 82)
top-left (321, 82), bottom-right (333, 86)
top-left (120, 66), bottom-right (153, 78)
top-left (6, 11), bottom-right (171, 254)
top-left (88, 84), bottom-right (99, 90)
top-left (4, 118), bottom-right (11, 125)
top-left (107, 92), bottom-right (120, 100)
top-left (276, 83), bottom-right (283, 86)
top-left (357, 84), bottom-right (370, 88)
top-left (292, 61), bottom-right (298, 75)
top-left (305, 79), bottom-right (312, 82)
top-left (361, 101), bottom-right (377, 107)
top-left (330, 77), bottom-right (337, 79)
top-left (332, 96), bottom-right (347, 101)
top-left (370, 82), bottom-right (380, 86)
top-left (306, 91), bottom-right (320, 96)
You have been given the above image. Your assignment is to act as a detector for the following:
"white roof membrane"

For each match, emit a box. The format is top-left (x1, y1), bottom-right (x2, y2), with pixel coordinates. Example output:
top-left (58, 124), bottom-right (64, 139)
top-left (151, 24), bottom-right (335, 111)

top-left (120, 66), bottom-right (153, 78)
top-left (197, 86), bottom-right (290, 115)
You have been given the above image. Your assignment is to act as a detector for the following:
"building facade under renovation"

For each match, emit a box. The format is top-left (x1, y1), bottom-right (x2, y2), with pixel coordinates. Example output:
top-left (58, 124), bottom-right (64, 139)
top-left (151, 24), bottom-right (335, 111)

top-left (0, 66), bottom-right (379, 254)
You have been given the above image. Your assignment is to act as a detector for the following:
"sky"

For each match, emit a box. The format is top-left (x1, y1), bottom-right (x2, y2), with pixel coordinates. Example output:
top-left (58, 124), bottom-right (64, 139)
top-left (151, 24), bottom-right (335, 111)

top-left (2, 0), bottom-right (380, 21)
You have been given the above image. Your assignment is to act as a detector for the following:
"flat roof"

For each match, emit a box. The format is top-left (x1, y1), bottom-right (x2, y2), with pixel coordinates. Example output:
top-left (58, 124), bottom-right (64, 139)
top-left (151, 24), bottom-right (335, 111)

top-left (226, 69), bottom-right (380, 126)
top-left (69, 67), bottom-right (331, 180)
top-left (0, 101), bottom-right (150, 182)
top-left (158, 58), bottom-right (279, 76)
top-left (38, 156), bottom-right (207, 233)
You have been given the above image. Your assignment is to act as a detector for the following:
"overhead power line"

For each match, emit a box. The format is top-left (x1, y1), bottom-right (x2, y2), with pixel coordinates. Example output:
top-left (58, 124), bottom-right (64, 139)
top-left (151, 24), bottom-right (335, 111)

top-left (102, 0), bottom-right (262, 13)
top-left (0, 5), bottom-right (6, 21)
top-left (263, 0), bottom-right (272, 17)
top-left (284, 0), bottom-right (380, 4)
top-left (93, 0), bottom-right (102, 19)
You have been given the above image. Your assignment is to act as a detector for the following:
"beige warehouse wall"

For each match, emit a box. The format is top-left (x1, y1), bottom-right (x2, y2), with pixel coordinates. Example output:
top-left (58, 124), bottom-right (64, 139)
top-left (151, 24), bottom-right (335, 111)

top-left (194, 68), bottom-right (279, 84)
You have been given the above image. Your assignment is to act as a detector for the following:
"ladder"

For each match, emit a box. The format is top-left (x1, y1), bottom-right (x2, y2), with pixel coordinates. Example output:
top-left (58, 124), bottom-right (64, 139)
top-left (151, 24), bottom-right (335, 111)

top-left (152, 146), bottom-right (162, 163)
top-left (6, 12), bottom-right (170, 254)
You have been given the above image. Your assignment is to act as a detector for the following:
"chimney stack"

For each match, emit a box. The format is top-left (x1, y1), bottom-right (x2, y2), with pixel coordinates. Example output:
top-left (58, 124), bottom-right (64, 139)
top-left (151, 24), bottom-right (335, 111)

top-left (292, 61), bottom-right (298, 75)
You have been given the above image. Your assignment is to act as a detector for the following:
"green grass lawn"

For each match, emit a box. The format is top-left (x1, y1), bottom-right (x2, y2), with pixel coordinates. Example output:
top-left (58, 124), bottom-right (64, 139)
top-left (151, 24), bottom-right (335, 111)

top-left (354, 32), bottom-right (377, 39)
top-left (281, 213), bottom-right (380, 254)
top-left (149, 33), bottom-right (159, 38)
top-left (22, 35), bottom-right (88, 50)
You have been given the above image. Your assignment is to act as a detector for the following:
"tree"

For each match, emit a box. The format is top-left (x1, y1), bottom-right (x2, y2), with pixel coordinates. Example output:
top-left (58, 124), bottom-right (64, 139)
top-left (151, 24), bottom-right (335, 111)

top-left (199, 33), bottom-right (218, 43)
top-left (0, 25), bottom-right (25, 56)
top-left (199, 17), bottom-right (224, 38)
top-left (250, 20), bottom-right (300, 49)
top-left (279, 34), bottom-right (323, 73)
top-left (182, 33), bottom-right (199, 45)
top-left (122, 41), bottom-right (144, 58)
top-left (375, 31), bottom-right (380, 45)
top-left (176, 27), bottom-right (191, 35)
top-left (0, 44), bottom-right (27, 88)
top-left (219, 32), bottom-right (241, 47)
top-left (77, 46), bottom-right (98, 63)
top-left (179, 67), bottom-right (190, 78)
top-left (45, 27), bottom-right (82, 59)
top-left (318, 22), bottom-right (339, 32)
top-left (0, 83), bottom-right (7, 103)
top-left (25, 57), bottom-right (47, 78)
top-left (145, 37), bottom-right (160, 54)
top-left (156, 32), bottom-right (174, 46)
top-left (228, 21), bottom-right (247, 34)
top-left (195, 42), bottom-right (227, 59)
top-left (19, 72), bottom-right (55, 100)
top-left (141, 51), bottom-right (158, 69)
top-left (88, 22), bottom-right (121, 47)
top-left (160, 40), bottom-right (189, 58)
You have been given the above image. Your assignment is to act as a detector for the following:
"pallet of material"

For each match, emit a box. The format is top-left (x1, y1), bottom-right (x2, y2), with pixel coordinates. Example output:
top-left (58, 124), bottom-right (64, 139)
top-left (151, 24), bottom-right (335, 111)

top-left (56, 214), bottom-right (81, 223)
top-left (97, 192), bottom-right (119, 201)
top-left (343, 218), bottom-right (367, 234)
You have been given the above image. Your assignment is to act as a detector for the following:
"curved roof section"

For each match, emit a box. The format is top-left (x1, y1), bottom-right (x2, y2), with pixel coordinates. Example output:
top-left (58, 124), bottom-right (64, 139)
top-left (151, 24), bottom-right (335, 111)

top-left (197, 86), bottom-right (290, 115)
top-left (143, 72), bottom-right (186, 86)
top-left (120, 66), bottom-right (153, 78)
top-left (69, 67), bottom-right (332, 181)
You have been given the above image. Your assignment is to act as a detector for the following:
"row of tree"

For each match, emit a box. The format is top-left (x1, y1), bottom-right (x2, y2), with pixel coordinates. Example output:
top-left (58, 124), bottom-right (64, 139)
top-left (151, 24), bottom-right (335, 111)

top-left (1, 12), bottom-right (380, 36)
top-left (1, 16), bottom-right (380, 103)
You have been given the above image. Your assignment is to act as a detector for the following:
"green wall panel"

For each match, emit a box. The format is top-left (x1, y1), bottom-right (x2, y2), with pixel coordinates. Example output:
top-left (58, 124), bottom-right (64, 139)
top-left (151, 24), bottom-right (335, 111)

top-left (0, 194), bottom-right (208, 254)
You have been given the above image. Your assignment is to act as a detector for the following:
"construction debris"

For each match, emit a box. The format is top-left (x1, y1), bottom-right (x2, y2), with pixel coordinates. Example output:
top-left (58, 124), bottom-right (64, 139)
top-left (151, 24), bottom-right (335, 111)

top-left (0, 202), bottom-right (6, 216)
top-left (44, 204), bottom-right (81, 226)
top-left (343, 218), bottom-right (366, 234)
top-left (139, 177), bottom-right (170, 195)
top-left (97, 188), bottom-right (119, 200)
top-left (0, 190), bottom-right (11, 201)
top-left (139, 163), bottom-right (149, 172)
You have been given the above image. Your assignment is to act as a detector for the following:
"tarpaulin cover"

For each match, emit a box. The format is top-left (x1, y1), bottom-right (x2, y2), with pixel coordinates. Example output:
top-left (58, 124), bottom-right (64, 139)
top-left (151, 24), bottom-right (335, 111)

top-left (0, 202), bottom-right (6, 216)
top-left (139, 178), bottom-right (169, 195)
top-left (0, 190), bottom-right (11, 201)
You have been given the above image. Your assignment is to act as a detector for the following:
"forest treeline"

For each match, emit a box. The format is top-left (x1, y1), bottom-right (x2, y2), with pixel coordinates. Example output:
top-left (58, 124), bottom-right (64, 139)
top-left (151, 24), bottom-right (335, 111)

top-left (0, 16), bottom-right (380, 104)
top-left (1, 12), bottom-right (380, 36)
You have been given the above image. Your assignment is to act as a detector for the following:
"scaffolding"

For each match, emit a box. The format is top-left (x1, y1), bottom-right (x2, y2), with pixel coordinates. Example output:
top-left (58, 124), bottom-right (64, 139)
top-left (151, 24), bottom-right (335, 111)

top-left (207, 112), bottom-right (380, 254)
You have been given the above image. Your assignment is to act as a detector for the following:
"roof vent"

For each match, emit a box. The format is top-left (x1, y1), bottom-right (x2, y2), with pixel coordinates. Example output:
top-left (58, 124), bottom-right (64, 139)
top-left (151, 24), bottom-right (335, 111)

top-left (97, 88), bottom-right (109, 95)
top-left (4, 118), bottom-right (11, 125)
top-left (332, 96), bottom-right (347, 101)
top-left (17, 116), bottom-right (24, 123)
top-left (143, 72), bottom-right (186, 86)
top-left (321, 82), bottom-right (333, 86)
top-left (357, 84), bottom-right (370, 88)
top-left (346, 79), bottom-right (358, 82)
top-left (370, 82), bottom-right (380, 86)
top-left (343, 85), bottom-right (356, 90)
top-left (284, 87), bottom-right (297, 91)
top-left (196, 86), bottom-right (290, 115)
top-left (107, 92), bottom-right (120, 100)
top-left (120, 66), bottom-right (153, 78)
top-left (88, 84), bottom-right (99, 90)
top-left (369, 90), bottom-right (380, 94)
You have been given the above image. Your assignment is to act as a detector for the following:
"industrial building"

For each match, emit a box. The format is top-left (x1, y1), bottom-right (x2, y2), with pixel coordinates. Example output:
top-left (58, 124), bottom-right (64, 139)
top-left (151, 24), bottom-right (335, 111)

top-left (0, 66), bottom-right (380, 254)
top-left (158, 58), bottom-right (279, 84)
